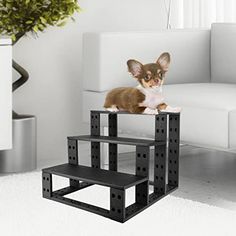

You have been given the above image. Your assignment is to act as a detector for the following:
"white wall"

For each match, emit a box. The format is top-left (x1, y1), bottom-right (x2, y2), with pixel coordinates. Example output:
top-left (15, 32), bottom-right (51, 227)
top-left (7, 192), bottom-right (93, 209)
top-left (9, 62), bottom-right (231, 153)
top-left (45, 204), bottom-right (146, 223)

top-left (13, 0), bottom-right (166, 162)
top-left (0, 39), bottom-right (12, 150)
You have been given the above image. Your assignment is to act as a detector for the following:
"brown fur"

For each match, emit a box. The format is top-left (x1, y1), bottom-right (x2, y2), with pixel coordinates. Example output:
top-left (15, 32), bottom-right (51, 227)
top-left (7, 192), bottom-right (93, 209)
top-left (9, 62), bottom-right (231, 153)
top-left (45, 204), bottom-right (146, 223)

top-left (104, 87), bottom-right (146, 113)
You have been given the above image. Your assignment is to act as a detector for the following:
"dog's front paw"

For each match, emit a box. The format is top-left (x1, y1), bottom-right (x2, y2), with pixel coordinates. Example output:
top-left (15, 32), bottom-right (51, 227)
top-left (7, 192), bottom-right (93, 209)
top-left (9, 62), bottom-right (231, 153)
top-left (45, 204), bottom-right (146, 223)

top-left (172, 107), bottom-right (181, 113)
top-left (105, 107), bottom-right (119, 112)
top-left (161, 106), bottom-right (181, 113)
top-left (143, 107), bottom-right (159, 115)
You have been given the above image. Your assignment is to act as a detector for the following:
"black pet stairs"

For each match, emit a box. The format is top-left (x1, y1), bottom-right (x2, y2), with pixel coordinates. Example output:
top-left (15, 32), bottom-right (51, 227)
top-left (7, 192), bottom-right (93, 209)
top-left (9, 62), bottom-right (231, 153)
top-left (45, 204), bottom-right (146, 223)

top-left (42, 110), bottom-right (180, 223)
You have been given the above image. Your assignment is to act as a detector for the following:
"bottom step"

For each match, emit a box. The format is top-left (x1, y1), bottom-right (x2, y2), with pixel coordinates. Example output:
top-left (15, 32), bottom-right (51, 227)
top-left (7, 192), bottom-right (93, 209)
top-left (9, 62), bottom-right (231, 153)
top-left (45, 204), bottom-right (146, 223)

top-left (42, 163), bottom-right (178, 223)
top-left (43, 163), bottom-right (148, 190)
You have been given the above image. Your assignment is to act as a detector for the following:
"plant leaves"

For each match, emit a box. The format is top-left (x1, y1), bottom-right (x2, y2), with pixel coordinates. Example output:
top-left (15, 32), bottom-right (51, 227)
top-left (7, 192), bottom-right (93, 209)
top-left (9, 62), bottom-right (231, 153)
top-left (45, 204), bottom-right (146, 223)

top-left (0, 0), bottom-right (81, 37)
top-left (11, 34), bottom-right (16, 41)
top-left (57, 21), bottom-right (67, 27)
top-left (33, 25), bottom-right (38, 32)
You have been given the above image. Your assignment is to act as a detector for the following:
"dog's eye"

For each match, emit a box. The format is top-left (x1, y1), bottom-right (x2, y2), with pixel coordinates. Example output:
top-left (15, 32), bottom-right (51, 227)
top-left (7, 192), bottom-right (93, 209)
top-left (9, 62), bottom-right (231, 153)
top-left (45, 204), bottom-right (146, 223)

top-left (144, 76), bottom-right (150, 81)
top-left (159, 72), bottom-right (163, 78)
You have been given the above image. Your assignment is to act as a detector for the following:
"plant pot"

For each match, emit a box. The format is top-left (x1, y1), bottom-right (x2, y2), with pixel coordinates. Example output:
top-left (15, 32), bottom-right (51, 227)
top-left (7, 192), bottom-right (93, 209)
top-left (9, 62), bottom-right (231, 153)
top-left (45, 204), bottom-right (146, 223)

top-left (0, 115), bottom-right (37, 173)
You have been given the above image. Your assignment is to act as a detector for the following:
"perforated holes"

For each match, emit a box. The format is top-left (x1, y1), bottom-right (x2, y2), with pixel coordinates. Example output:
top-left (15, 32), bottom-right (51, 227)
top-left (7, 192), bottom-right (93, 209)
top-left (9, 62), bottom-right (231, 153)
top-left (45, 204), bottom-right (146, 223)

top-left (175, 117), bottom-right (177, 121)
top-left (72, 146), bottom-right (75, 150)
top-left (174, 150), bottom-right (177, 154)
top-left (118, 195), bottom-right (121, 200)
top-left (91, 115), bottom-right (94, 119)
top-left (161, 165), bottom-right (164, 169)
top-left (156, 117), bottom-right (159, 121)
top-left (161, 153), bottom-right (164, 157)
top-left (111, 193), bottom-right (115, 198)
top-left (46, 177), bottom-right (49, 181)
top-left (175, 128), bottom-right (177, 132)
top-left (170, 128), bottom-right (172, 132)
top-left (111, 207), bottom-right (115, 212)
top-left (155, 164), bottom-right (159, 168)
top-left (160, 176), bottom-right (164, 181)
top-left (156, 129), bottom-right (159, 133)
top-left (69, 145), bottom-right (71, 149)
top-left (43, 177), bottom-right (45, 180)
top-left (170, 139), bottom-right (172, 143)
top-left (143, 154), bottom-right (146, 158)
top-left (137, 167), bottom-right (141, 171)
top-left (137, 153), bottom-right (141, 157)
top-left (175, 139), bottom-right (177, 143)
top-left (174, 160), bottom-right (177, 164)
top-left (162, 117), bottom-right (165, 121)
top-left (156, 153), bottom-right (159, 157)
top-left (43, 188), bottom-right (46, 191)
top-left (142, 167), bottom-right (146, 172)
top-left (169, 160), bottom-right (172, 164)
top-left (161, 129), bottom-right (164, 133)
top-left (117, 209), bottom-right (121, 214)
top-left (156, 176), bottom-right (158, 180)
top-left (169, 170), bottom-right (172, 174)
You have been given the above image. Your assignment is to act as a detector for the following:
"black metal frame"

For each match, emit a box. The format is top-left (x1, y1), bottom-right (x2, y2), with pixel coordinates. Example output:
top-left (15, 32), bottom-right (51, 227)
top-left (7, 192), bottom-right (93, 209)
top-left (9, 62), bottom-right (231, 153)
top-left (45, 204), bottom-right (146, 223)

top-left (42, 110), bottom-right (180, 223)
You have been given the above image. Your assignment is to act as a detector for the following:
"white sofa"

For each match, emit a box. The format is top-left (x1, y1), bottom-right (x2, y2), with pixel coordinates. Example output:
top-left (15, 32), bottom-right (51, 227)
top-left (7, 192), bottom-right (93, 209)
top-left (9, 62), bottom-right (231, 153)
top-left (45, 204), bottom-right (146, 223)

top-left (82, 23), bottom-right (236, 150)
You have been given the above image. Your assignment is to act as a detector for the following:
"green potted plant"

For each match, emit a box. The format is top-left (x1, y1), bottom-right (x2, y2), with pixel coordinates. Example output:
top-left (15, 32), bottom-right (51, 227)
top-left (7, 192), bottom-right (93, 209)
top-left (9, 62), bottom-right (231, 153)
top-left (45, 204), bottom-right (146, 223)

top-left (0, 0), bottom-right (81, 172)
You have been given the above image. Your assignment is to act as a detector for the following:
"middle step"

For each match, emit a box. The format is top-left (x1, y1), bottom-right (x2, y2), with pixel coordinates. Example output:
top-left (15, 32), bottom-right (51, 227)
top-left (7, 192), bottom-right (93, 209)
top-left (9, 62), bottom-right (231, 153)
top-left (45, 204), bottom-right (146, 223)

top-left (68, 135), bottom-right (165, 146)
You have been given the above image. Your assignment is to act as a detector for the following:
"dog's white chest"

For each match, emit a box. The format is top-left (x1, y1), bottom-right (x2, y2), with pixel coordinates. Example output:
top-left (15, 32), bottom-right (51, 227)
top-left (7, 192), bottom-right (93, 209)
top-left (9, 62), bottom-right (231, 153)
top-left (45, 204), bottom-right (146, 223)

top-left (137, 86), bottom-right (164, 109)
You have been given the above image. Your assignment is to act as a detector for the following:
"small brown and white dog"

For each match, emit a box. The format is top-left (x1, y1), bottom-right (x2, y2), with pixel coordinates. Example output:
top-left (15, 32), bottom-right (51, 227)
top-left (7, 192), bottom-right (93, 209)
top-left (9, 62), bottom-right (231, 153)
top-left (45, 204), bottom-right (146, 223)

top-left (104, 52), bottom-right (181, 114)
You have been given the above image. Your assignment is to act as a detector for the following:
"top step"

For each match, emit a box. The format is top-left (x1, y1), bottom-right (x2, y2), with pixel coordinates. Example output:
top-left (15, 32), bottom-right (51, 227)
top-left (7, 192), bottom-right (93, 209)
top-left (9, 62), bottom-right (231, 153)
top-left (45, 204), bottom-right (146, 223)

top-left (91, 110), bottom-right (180, 115)
top-left (68, 135), bottom-right (165, 146)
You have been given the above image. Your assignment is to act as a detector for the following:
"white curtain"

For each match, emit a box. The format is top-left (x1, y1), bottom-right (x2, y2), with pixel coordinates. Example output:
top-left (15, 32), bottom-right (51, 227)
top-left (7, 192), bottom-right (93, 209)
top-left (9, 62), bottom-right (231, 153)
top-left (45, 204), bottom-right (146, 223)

top-left (169, 0), bottom-right (236, 28)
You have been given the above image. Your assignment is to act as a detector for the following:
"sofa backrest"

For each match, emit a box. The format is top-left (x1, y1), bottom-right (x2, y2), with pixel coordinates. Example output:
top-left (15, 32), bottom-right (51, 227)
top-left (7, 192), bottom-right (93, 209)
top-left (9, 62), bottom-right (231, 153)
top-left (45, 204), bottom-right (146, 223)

top-left (83, 30), bottom-right (211, 92)
top-left (211, 23), bottom-right (236, 83)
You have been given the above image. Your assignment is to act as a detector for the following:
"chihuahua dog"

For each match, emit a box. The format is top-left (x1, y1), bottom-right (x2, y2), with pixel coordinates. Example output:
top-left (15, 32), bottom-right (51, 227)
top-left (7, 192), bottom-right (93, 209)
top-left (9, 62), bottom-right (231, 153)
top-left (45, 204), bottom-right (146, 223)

top-left (104, 52), bottom-right (181, 114)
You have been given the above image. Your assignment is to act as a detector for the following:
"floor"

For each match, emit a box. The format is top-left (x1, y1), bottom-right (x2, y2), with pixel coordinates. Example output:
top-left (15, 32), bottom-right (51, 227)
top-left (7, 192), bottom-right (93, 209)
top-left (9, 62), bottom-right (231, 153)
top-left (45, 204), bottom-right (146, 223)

top-left (2, 170), bottom-right (236, 236)
top-left (38, 144), bottom-right (236, 211)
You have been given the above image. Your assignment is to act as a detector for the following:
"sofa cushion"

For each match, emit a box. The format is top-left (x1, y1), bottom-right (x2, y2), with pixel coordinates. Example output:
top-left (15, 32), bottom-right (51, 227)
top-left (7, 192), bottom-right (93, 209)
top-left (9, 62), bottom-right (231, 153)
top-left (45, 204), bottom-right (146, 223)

top-left (83, 83), bottom-right (236, 148)
top-left (83, 30), bottom-right (211, 92)
top-left (163, 83), bottom-right (236, 110)
top-left (211, 23), bottom-right (236, 83)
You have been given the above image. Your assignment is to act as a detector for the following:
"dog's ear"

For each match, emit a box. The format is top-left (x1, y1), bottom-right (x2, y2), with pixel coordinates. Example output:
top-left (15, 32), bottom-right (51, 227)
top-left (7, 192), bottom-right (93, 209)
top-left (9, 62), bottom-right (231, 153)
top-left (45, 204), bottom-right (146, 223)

top-left (156, 52), bottom-right (170, 72)
top-left (127, 59), bottom-right (144, 78)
